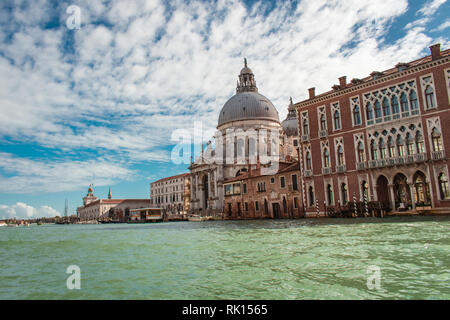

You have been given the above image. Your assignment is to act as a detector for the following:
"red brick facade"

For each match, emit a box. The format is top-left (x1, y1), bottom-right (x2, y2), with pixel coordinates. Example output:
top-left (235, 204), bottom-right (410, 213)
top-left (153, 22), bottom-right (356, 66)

top-left (223, 162), bottom-right (303, 219)
top-left (296, 44), bottom-right (450, 215)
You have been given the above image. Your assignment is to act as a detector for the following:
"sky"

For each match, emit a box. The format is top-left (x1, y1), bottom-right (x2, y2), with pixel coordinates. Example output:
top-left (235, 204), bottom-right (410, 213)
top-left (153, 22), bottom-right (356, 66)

top-left (0, 0), bottom-right (449, 219)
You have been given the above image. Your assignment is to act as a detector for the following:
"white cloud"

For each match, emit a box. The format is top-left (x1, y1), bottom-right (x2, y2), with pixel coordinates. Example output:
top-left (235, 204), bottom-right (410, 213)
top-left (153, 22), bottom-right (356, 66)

top-left (0, 202), bottom-right (61, 220)
top-left (0, 152), bottom-right (135, 194)
top-left (418, 0), bottom-right (447, 17)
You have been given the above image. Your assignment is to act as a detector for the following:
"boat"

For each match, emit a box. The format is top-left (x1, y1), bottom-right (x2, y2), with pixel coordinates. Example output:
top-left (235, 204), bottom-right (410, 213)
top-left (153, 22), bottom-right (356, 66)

top-left (188, 215), bottom-right (211, 222)
top-left (0, 222), bottom-right (7, 227)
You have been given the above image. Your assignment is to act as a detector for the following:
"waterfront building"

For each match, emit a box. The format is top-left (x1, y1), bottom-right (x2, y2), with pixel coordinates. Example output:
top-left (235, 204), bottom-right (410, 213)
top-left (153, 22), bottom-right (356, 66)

top-left (150, 173), bottom-right (190, 214)
top-left (222, 160), bottom-right (302, 219)
top-left (77, 186), bottom-right (151, 220)
top-left (295, 44), bottom-right (450, 215)
top-left (188, 59), bottom-right (298, 216)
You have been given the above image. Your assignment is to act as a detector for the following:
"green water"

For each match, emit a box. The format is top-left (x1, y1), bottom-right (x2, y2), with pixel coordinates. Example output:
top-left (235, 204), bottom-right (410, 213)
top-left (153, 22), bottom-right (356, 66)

top-left (0, 217), bottom-right (449, 299)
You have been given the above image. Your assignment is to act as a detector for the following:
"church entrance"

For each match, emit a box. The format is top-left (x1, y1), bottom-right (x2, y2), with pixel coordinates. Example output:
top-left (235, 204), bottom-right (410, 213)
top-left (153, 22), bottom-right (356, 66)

top-left (376, 175), bottom-right (390, 210)
top-left (393, 173), bottom-right (411, 210)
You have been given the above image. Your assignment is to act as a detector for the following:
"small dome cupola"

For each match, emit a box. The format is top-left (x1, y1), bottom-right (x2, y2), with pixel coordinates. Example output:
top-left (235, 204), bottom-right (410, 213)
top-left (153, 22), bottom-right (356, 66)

top-left (236, 58), bottom-right (258, 93)
top-left (281, 97), bottom-right (299, 137)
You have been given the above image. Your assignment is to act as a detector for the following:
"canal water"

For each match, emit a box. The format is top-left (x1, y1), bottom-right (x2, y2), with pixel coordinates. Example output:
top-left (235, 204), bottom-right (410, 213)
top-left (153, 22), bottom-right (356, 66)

top-left (0, 217), bottom-right (449, 299)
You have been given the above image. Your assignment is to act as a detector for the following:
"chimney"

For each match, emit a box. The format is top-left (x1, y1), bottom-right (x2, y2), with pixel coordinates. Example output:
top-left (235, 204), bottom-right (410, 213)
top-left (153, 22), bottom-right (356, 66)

top-left (430, 43), bottom-right (441, 60)
top-left (338, 76), bottom-right (347, 88)
top-left (308, 87), bottom-right (315, 99)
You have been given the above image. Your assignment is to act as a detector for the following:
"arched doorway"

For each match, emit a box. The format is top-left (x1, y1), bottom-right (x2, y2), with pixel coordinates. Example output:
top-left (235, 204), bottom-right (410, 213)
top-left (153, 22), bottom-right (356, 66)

top-left (376, 175), bottom-right (390, 209)
top-left (393, 173), bottom-right (411, 209)
top-left (412, 171), bottom-right (431, 206)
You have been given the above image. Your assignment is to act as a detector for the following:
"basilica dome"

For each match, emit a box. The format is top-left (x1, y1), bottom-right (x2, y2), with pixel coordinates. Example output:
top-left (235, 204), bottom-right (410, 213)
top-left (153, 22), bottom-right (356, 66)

top-left (217, 59), bottom-right (280, 128)
top-left (281, 97), bottom-right (298, 136)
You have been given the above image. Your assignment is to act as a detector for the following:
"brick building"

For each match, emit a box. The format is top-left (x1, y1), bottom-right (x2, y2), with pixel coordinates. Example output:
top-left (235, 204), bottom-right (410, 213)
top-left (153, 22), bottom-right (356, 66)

top-left (223, 161), bottom-right (303, 219)
top-left (150, 173), bottom-right (190, 214)
top-left (295, 44), bottom-right (450, 215)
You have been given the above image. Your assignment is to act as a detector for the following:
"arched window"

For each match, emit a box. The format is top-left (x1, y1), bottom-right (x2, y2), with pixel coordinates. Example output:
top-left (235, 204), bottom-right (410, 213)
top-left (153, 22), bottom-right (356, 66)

top-left (306, 151), bottom-right (312, 170)
top-left (432, 128), bottom-right (443, 151)
top-left (309, 186), bottom-right (314, 207)
top-left (334, 111), bottom-right (341, 130)
top-left (341, 183), bottom-right (348, 204)
top-left (323, 148), bottom-right (330, 167)
top-left (366, 102), bottom-right (373, 121)
top-left (438, 173), bottom-right (450, 200)
top-left (326, 184), bottom-right (333, 205)
top-left (357, 142), bottom-right (365, 162)
top-left (416, 131), bottom-right (425, 154)
top-left (353, 106), bottom-right (361, 125)
top-left (337, 145), bottom-right (344, 166)
top-left (410, 90), bottom-right (418, 110)
top-left (283, 197), bottom-right (287, 213)
top-left (370, 140), bottom-right (378, 160)
top-left (388, 136), bottom-right (395, 157)
top-left (391, 96), bottom-right (400, 114)
top-left (406, 133), bottom-right (415, 155)
top-left (374, 100), bottom-right (382, 119)
top-left (400, 93), bottom-right (409, 112)
top-left (320, 114), bottom-right (327, 131)
top-left (303, 119), bottom-right (309, 135)
top-left (397, 135), bottom-right (405, 157)
top-left (379, 138), bottom-right (387, 159)
top-left (425, 85), bottom-right (435, 109)
top-left (382, 97), bottom-right (390, 116)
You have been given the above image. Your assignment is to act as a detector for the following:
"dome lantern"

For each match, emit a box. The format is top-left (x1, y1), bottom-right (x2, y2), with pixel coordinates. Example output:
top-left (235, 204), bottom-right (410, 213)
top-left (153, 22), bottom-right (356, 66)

top-left (236, 58), bottom-right (258, 93)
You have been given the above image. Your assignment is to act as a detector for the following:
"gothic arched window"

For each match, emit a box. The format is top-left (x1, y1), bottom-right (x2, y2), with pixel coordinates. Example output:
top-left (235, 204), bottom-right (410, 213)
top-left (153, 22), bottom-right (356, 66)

top-left (341, 183), bottom-right (348, 204)
top-left (400, 92), bottom-right (409, 112)
top-left (337, 145), bottom-right (344, 165)
top-left (306, 151), bottom-right (312, 170)
top-left (388, 136), bottom-right (395, 157)
top-left (370, 140), bottom-right (378, 160)
top-left (334, 111), bottom-right (341, 130)
top-left (309, 186), bottom-right (314, 207)
top-left (410, 90), bottom-right (418, 110)
top-left (327, 184), bottom-right (333, 205)
top-left (425, 85), bottom-right (435, 109)
top-left (366, 102), bottom-right (374, 121)
top-left (379, 138), bottom-right (387, 159)
top-left (320, 114), bottom-right (327, 131)
top-left (406, 133), bottom-right (415, 155)
top-left (391, 96), bottom-right (400, 114)
top-left (397, 135), bottom-right (405, 157)
top-left (357, 142), bottom-right (365, 162)
top-left (382, 97), bottom-right (390, 116)
top-left (353, 106), bottom-right (361, 125)
top-left (374, 100), bottom-right (382, 119)
top-left (303, 119), bottom-right (309, 135)
top-left (416, 131), bottom-right (425, 154)
top-left (432, 128), bottom-right (443, 152)
top-left (323, 148), bottom-right (330, 167)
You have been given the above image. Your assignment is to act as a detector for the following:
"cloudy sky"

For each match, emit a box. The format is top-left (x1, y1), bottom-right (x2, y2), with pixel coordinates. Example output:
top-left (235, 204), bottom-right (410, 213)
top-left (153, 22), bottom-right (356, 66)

top-left (0, 0), bottom-right (449, 219)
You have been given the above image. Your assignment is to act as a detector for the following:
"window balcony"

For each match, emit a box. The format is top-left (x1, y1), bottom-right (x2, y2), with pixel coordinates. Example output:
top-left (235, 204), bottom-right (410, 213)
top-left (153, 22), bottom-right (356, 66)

top-left (304, 169), bottom-right (313, 177)
top-left (405, 155), bottom-right (415, 164)
top-left (431, 150), bottom-right (446, 160)
top-left (368, 160), bottom-right (378, 168)
top-left (414, 153), bottom-right (427, 162)
top-left (356, 162), bottom-right (366, 170)
top-left (301, 134), bottom-right (310, 142)
top-left (386, 158), bottom-right (396, 166)
top-left (319, 130), bottom-right (328, 139)
top-left (396, 157), bottom-right (405, 165)
top-left (322, 167), bottom-right (332, 175)
top-left (377, 159), bottom-right (387, 167)
top-left (336, 164), bottom-right (346, 173)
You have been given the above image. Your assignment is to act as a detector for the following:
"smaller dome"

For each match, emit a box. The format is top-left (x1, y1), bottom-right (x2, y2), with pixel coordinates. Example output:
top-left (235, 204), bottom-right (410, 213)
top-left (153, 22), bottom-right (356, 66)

top-left (281, 98), bottom-right (298, 136)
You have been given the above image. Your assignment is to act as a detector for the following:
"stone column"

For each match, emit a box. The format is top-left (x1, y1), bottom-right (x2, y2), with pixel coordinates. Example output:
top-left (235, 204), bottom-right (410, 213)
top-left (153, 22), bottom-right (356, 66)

top-left (388, 184), bottom-right (396, 211)
top-left (214, 170), bottom-right (218, 197)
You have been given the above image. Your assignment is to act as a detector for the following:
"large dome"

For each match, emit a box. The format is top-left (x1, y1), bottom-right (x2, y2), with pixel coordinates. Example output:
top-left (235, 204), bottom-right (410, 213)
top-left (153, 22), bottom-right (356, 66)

top-left (218, 92), bottom-right (280, 127)
top-left (217, 59), bottom-right (280, 128)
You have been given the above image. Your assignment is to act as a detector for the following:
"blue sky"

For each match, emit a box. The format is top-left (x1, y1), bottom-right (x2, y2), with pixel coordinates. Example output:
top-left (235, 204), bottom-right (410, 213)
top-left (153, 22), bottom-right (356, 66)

top-left (0, 0), bottom-right (449, 219)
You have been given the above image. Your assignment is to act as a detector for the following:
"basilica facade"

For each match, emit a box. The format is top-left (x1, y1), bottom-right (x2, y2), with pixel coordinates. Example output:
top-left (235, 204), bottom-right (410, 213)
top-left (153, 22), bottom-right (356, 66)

top-left (188, 60), bottom-right (298, 216)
